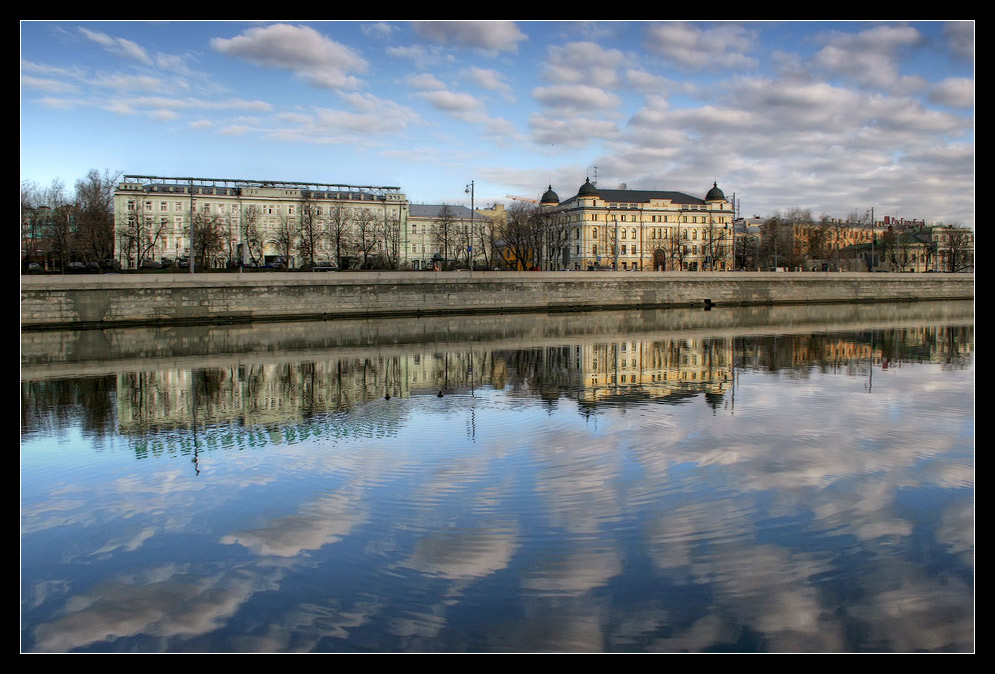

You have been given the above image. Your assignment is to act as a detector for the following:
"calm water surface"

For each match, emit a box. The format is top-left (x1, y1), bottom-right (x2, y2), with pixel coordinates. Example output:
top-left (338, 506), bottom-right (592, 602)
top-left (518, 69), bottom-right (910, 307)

top-left (20, 302), bottom-right (974, 652)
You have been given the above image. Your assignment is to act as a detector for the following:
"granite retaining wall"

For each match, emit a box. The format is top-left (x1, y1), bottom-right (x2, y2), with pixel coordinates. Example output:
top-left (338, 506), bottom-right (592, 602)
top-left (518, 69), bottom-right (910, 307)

top-left (20, 271), bottom-right (975, 330)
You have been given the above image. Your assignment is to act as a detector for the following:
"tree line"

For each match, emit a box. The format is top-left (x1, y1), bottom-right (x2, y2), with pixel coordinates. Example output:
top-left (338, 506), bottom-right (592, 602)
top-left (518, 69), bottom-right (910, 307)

top-left (21, 169), bottom-right (119, 272)
top-left (732, 208), bottom-right (973, 272)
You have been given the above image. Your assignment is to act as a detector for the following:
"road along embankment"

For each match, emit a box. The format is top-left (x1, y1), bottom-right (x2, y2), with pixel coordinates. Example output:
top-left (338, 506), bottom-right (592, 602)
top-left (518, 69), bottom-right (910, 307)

top-left (20, 271), bottom-right (975, 331)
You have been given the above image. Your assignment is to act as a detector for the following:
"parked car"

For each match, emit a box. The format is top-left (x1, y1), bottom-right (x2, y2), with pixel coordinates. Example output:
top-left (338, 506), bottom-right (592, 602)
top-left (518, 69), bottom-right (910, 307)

top-left (67, 261), bottom-right (87, 273)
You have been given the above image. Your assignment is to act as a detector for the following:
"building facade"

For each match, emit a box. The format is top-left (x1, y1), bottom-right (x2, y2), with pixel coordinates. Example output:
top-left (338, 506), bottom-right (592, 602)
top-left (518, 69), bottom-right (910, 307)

top-left (407, 204), bottom-right (485, 270)
top-left (539, 179), bottom-right (736, 271)
top-left (114, 175), bottom-right (408, 270)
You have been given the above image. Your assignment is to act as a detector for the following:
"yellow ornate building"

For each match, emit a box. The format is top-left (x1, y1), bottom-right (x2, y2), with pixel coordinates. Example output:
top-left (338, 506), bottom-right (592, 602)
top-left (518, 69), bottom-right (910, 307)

top-left (541, 179), bottom-right (735, 271)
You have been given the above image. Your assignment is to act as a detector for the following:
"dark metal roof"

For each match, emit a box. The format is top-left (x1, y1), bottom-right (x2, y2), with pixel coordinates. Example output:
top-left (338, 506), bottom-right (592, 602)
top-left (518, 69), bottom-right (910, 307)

top-left (409, 204), bottom-right (475, 219)
top-left (540, 185), bottom-right (560, 205)
top-left (706, 182), bottom-right (726, 201)
top-left (561, 187), bottom-right (706, 207)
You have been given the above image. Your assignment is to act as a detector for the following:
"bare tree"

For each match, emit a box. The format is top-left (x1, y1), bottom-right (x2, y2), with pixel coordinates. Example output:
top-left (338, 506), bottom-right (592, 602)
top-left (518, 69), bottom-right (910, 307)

top-left (760, 217), bottom-right (804, 269)
top-left (191, 212), bottom-right (227, 270)
top-left (734, 232), bottom-right (760, 270)
top-left (377, 209), bottom-right (402, 269)
top-left (538, 209), bottom-right (571, 270)
top-left (354, 207), bottom-right (379, 268)
top-left (326, 203), bottom-right (355, 269)
top-left (432, 204), bottom-right (459, 269)
top-left (472, 213), bottom-right (500, 270)
top-left (497, 201), bottom-right (539, 270)
top-left (295, 194), bottom-right (323, 268)
top-left (74, 169), bottom-right (120, 263)
top-left (273, 214), bottom-right (300, 267)
top-left (880, 227), bottom-right (911, 272)
top-left (704, 222), bottom-right (733, 270)
top-left (937, 225), bottom-right (974, 272)
top-left (241, 205), bottom-right (264, 266)
top-left (118, 205), bottom-right (168, 269)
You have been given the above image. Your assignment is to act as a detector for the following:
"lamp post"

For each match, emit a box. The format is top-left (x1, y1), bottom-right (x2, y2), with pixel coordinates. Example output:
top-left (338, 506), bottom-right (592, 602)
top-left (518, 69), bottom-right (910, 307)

top-left (465, 180), bottom-right (474, 271)
top-left (867, 207), bottom-right (875, 272)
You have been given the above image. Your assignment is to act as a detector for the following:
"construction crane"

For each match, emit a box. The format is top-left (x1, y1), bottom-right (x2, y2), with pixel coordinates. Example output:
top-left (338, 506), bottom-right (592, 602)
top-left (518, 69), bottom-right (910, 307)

top-left (506, 194), bottom-right (540, 204)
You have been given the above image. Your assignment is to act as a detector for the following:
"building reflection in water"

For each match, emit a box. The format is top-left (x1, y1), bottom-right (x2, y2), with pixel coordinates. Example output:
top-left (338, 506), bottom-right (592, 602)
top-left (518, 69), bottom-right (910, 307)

top-left (21, 303), bottom-right (974, 457)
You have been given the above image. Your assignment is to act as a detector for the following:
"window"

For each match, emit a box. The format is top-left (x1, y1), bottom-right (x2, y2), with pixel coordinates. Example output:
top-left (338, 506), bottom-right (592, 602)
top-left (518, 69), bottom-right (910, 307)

top-left (160, 202), bottom-right (167, 211)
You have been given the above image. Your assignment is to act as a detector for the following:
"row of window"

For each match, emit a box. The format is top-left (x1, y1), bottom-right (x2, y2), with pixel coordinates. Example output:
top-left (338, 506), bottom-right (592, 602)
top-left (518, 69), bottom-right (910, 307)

top-left (587, 227), bottom-right (721, 240)
top-left (126, 200), bottom-right (382, 218)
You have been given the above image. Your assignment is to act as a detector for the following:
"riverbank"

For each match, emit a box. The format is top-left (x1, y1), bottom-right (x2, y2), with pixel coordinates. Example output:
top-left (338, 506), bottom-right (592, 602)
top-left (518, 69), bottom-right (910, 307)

top-left (20, 271), bottom-right (974, 331)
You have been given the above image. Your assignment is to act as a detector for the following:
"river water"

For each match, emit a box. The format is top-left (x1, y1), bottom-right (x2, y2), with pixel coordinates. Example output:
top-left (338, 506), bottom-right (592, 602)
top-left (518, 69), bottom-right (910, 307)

top-left (20, 301), bottom-right (974, 652)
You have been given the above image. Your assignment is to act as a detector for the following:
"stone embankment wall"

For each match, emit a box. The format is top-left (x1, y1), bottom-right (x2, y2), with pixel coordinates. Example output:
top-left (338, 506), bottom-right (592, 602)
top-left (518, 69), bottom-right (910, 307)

top-left (21, 271), bottom-right (975, 330)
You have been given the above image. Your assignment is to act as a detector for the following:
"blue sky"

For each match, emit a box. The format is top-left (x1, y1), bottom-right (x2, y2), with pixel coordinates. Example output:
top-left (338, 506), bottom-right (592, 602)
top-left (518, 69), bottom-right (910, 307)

top-left (21, 21), bottom-right (974, 225)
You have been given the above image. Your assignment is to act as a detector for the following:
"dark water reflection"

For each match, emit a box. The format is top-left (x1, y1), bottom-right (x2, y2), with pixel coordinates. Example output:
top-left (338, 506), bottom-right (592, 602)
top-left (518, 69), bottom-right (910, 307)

top-left (21, 302), bottom-right (974, 652)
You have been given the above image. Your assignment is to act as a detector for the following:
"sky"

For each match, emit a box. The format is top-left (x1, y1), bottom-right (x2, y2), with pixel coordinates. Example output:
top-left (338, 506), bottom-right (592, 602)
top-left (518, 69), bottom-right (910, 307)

top-left (20, 20), bottom-right (975, 226)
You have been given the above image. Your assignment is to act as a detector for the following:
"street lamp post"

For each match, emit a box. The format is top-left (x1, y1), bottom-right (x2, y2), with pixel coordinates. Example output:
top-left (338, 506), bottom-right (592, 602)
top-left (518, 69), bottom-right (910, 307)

top-left (465, 180), bottom-right (474, 272)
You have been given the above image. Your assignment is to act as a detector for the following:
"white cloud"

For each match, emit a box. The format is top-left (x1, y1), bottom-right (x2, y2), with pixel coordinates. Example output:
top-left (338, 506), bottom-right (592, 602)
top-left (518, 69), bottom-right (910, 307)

top-left (265, 93), bottom-right (422, 145)
top-left (813, 24), bottom-right (924, 90)
top-left (150, 109), bottom-right (179, 121)
top-left (463, 66), bottom-right (513, 98)
top-left (78, 27), bottom-right (152, 64)
top-left (625, 68), bottom-right (672, 94)
top-left (943, 21), bottom-right (974, 61)
top-left (530, 113), bottom-right (620, 147)
top-left (210, 24), bottom-right (367, 90)
top-left (408, 72), bottom-right (447, 91)
top-left (412, 21), bottom-right (527, 53)
top-left (88, 74), bottom-right (172, 92)
top-left (20, 75), bottom-right (80, 94)
top-left (533, 84), bottom-right (621, 112)
top-left (542, 41), bottom-right (626, 89)
top-left (929, 77), bottom-right (974, 108)
top-left (361, 22), bottom-right (395, 38)
top-left (644, 22), bottom-right (758, 70)
top-left (418, 89), bottom-right (485, 115)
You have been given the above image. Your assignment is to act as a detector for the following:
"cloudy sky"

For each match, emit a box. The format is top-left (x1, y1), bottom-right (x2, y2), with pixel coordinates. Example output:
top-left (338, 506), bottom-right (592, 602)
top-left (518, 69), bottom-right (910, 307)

top-left (20, 21), bottom-right (974, 225)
